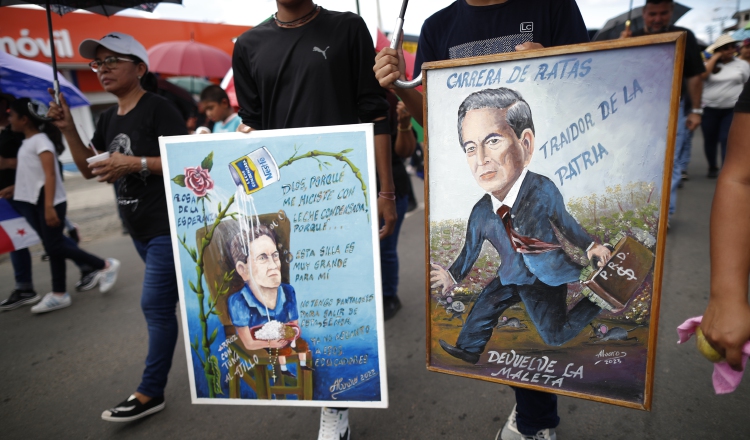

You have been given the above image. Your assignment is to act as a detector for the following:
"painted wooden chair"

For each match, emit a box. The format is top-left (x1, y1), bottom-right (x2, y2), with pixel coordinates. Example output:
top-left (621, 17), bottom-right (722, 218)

top-left (200, 213), bottom-right (313, 400)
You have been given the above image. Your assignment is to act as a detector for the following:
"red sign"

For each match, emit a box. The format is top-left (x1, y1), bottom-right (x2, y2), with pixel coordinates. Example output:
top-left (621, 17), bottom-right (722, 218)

top-left (0, 8), bottom-right (248, 66)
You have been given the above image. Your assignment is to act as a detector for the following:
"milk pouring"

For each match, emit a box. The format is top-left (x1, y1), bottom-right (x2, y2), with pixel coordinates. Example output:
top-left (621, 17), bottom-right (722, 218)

top-left (228, 147), bottom-right (280, 194)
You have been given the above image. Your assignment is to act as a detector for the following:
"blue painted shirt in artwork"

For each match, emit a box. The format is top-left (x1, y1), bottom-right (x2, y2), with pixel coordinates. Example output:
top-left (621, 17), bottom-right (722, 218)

top-left (227, 283), bottom-right (299, 328)
top-left (414, 0), bottom-right (589, 77)
top-left (212, 113), bottom-right (241, 133)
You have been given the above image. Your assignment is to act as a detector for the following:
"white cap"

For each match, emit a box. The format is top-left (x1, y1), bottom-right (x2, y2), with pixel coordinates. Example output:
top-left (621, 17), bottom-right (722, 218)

top-left (79, 32), bottom-right (149, 69)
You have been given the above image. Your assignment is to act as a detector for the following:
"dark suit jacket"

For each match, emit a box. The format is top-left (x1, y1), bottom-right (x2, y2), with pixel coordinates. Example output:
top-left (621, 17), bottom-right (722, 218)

top-left (448, 171), bottom-right (592, 287)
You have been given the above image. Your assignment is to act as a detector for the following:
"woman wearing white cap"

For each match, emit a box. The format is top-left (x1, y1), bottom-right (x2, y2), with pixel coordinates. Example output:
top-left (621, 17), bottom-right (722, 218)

top-left (47, 32), bottom-right (187, 422)
top-left (701, 34), bottom-right (750, 178)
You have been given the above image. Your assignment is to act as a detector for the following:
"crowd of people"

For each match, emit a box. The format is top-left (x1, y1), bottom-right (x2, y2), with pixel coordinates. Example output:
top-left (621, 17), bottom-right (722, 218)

top-left (1, 0), bottom-right (749, 439)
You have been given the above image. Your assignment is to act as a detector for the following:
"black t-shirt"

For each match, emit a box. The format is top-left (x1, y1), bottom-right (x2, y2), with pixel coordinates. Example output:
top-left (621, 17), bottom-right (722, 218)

top-left (91, 92), bottom-right (187, 241)
top-left (232, 8), bottom-right (389, 133)
top-left (632, 25), bottom-right (705, 108)
top-left (414, 0), bottom-right (589, 76)
top-left (736, 79), bottom-right (750, 113)
top-left (0, 125), bottom-right (23, 190)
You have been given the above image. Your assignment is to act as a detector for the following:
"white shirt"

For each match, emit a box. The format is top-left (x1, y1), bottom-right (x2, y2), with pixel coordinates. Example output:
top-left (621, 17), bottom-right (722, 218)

top-left (703, 58), bottom-right (750, 109)
top-left (490, 168), bottom-right (528, 213)
top-left (14, 133), bottom-right (66, 206)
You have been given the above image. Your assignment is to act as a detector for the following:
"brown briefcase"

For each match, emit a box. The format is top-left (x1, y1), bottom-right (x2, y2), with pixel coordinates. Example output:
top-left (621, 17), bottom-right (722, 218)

top-left (580, 233), bottom-right (655, 311)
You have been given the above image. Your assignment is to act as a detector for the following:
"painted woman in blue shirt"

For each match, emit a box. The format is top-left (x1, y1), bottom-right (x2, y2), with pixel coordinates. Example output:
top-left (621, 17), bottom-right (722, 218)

top-left (227, 224), bottom-right (309, 375)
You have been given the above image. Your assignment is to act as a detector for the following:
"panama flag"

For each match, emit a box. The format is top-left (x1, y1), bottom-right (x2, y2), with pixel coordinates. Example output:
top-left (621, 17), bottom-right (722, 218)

top-left (0, 199), bottom-right (40, 254)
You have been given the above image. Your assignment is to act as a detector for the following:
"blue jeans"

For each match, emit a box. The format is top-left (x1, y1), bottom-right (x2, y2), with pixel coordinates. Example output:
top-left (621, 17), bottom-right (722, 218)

top-left (9, 193), bottom-right (32, 290)
top-left (513, 387), bottom-right (559, 435)
top-left (15, 196), bottom-right (105, 292)
top-left (379, 195), bottom-right (409, 298)
top-left (669, 104), bottom-right (692, 217)
top-left (9, 197), bottom-right (90, 290)
top-left (132, 235), bottom-right (179, 398)
top-left (702, 107), bottom-right (734, 170)
top-left (10, 248), bottom-right (32, 290)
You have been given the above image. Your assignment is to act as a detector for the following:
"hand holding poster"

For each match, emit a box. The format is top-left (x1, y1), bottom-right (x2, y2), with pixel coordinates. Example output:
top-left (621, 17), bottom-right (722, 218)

top-left (423, 34), bottom-right (684, 410)
top-left (160, 125), bottom-right (387, 407)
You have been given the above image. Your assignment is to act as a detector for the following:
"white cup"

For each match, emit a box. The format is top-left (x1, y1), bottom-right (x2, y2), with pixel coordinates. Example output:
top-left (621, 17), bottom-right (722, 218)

top-left (86, 151), bottom-right (110, 172)
top-left (196, 126), bottom-right (211, 135)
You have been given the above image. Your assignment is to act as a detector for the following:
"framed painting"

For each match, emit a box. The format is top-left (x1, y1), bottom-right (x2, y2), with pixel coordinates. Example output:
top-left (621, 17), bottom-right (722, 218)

top-left (160, 125), bottom-right (388, 407)
top-left (423, 33), bottom-right (685, 410)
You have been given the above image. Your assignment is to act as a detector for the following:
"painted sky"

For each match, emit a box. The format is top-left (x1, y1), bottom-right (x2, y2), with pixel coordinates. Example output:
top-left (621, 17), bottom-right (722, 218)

top-left (425, 44), bottom-right (675, 221)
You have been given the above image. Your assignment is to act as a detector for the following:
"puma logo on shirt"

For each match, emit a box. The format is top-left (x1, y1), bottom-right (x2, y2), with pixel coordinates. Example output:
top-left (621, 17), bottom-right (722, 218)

top-left (313, 46), bottom-right (330, 59)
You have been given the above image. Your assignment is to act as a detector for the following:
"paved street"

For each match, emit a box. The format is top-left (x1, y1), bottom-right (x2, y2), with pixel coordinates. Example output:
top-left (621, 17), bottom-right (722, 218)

top-left (1, 131), bottom-right (748, 439)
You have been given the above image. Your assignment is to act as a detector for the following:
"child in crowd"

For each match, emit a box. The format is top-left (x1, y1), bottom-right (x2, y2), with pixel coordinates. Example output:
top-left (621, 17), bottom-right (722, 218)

top-left (199, 85), bottom-right (241, 133)
top-left (7, 98), bottom-right (120, 313)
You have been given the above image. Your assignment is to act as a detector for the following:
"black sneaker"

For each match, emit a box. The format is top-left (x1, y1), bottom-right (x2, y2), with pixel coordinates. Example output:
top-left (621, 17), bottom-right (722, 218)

top-left (101, 395), bottom-right (165, 422)
top-left (0, 289), bottom-right (40, 311)
top-left (383, 296), bottom-right (402, 321)
top-left (75, 270), bottom-right (101, 292)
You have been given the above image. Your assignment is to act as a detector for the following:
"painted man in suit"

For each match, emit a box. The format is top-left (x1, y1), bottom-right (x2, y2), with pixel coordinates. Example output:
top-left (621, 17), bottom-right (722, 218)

top-left (431, 87), bottom-right (613, 364)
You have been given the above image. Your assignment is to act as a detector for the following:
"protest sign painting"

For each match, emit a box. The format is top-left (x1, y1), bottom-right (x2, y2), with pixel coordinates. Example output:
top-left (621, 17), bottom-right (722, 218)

top-left (160, 125), bottom-right (387, 407)
top-left (423, 33), bottom-right (685, 410)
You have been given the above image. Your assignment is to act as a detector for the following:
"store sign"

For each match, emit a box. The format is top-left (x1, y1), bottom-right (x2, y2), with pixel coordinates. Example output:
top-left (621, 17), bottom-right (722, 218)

top-left (0, 8), bottom-right (247, 65)
top-left (0, 29), bottom-right (74, 59)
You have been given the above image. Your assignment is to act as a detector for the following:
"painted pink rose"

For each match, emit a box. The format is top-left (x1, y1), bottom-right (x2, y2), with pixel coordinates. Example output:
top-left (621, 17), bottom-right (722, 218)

top-left (184, 166), bottom-right (214, 197)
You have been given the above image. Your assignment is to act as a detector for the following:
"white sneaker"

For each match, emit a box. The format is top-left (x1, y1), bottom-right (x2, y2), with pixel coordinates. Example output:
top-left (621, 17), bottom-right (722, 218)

top-left (497, 405), bottom-right (556, 440)
top-left (318, 408), bottom-right (350, 440)
top-left (30, 292), bottom-right (71, 314)
top-left (99, 258), bottom-right (121, 293)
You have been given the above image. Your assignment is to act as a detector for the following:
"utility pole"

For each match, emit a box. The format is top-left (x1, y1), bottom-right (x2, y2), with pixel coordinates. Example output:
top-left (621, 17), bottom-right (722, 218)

top-left (706, 24), bottom-right (715, 43)
top-left (355, 0), bottom-right (360, 16)
top-left (375, 0), bottom-right (383, 33)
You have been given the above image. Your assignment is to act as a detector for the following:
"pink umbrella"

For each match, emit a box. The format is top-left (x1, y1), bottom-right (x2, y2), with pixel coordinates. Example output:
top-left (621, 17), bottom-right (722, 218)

top-left (147, 40), bottom-right (231, 78)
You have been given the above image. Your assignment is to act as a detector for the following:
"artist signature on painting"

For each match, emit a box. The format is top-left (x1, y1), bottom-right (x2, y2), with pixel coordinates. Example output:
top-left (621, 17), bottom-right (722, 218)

top-left (594, 349), bottom-right (627, 365)
top-left (329, 369), bottom-right (378, 399)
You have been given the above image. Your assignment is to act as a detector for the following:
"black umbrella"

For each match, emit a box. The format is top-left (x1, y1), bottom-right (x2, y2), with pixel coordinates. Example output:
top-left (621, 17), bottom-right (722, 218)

top-left (0, 1), bottom-right (182, 117)
top-left (592, 2), bottom-right (691, 41)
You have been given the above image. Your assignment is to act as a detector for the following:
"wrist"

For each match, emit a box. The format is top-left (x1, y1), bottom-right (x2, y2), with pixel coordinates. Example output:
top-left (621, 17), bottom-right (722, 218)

top-left (708, 286), bottom-right (749, 302)
top-left (691, 108), bottom-right (703, 115)
top-left (378, 191), bottom-right (396, 201)
top-left (398, 123), bottom-right (412, 132)
top-left (130, 156), bottom-right (141, 173)
top-left (60, 125), bottom-right (77, 135)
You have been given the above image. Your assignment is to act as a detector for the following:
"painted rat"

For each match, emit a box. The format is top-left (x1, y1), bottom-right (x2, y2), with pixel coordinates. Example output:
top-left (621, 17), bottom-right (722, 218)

top-left (589, 323), bottom-right (643, 342)
top-left (496, 316), bottom-right (527, 329)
